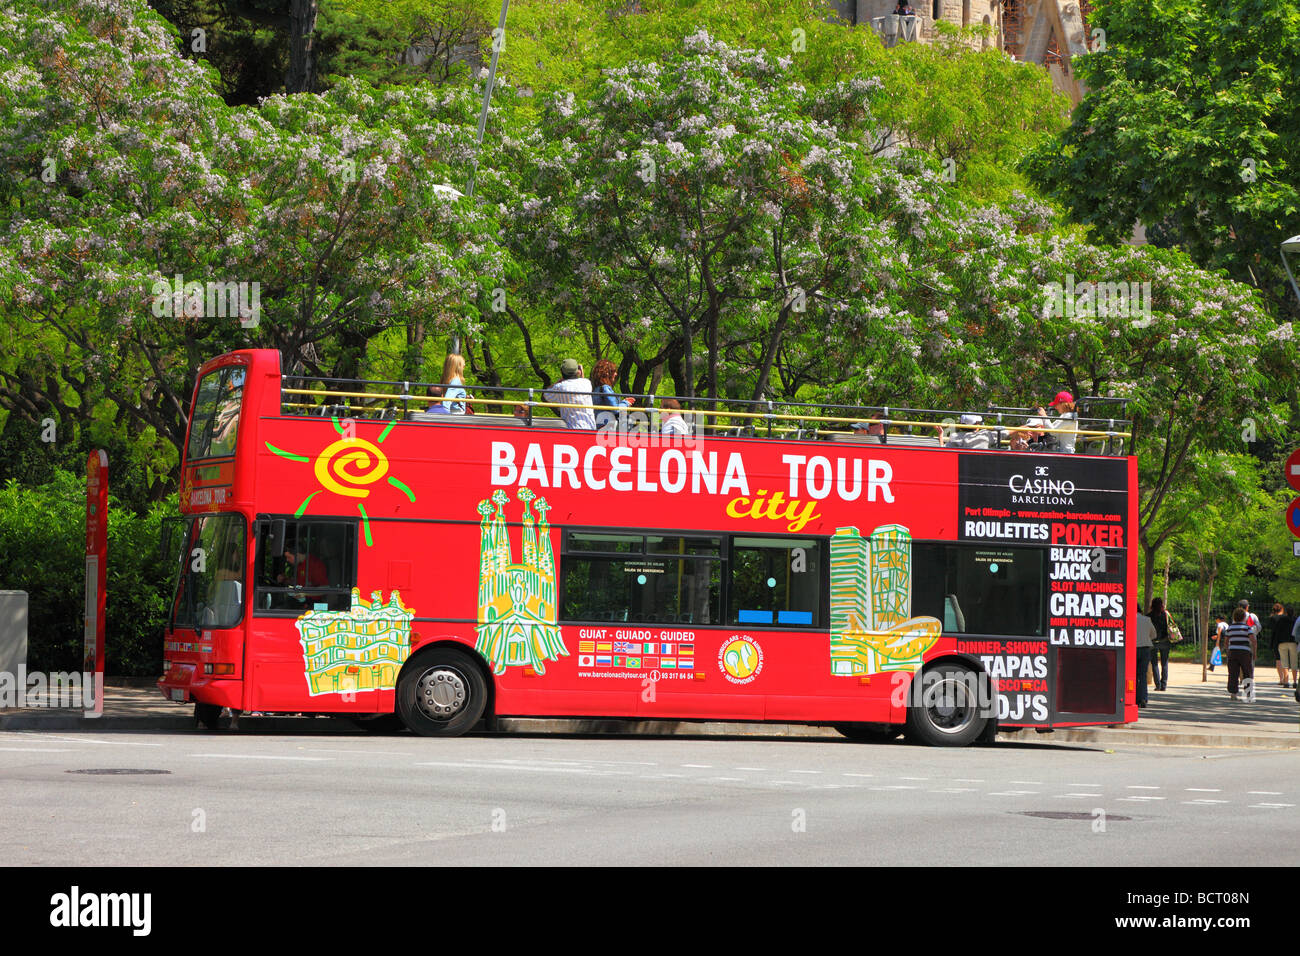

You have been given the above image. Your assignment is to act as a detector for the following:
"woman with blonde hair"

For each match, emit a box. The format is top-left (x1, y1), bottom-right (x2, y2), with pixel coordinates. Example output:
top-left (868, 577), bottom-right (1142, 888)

top-left (439, 353), bottom-right (467, 414)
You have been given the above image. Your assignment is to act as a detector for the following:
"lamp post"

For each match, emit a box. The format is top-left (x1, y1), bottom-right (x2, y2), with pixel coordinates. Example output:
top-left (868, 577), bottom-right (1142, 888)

top-left (1281, 235), bottom-right (1300, 307)
top-left (466, 0), bottom-right (511, 200)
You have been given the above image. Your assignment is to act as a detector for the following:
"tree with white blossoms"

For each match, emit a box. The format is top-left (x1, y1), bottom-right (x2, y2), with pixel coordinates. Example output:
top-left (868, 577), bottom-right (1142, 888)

top-left (0, 0), bottom-right (504, 478)
top-left (492, 34), bottom-right (1295, 575)
top-left (499, 32), bottom-right (958, 403)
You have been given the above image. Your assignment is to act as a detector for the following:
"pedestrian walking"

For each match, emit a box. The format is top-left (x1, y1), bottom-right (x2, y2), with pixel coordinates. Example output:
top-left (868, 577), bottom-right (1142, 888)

top-left (1267, 603), bottom-right (1295, 688)
top-left (1148, 597), bottom-right (1171, 690)
top-left (1223, 607), bottom-right (1257, 702)
top-left (1134, 608), bottom-right (1156, 708)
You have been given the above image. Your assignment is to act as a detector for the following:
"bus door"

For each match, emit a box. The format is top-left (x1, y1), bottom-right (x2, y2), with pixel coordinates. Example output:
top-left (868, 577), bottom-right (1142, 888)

top-left (159, 513), bottom-right (248, 708)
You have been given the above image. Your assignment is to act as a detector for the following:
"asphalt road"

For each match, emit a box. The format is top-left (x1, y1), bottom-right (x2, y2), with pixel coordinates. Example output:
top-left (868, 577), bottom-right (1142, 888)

top-left (1, 729), bottom-right (1295, 866)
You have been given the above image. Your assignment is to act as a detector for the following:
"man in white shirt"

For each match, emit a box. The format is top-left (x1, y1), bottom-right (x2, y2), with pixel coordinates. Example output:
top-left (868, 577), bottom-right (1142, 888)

top-left (660, 398), bottom-right (691, 436)
top-left (542, 359), bottom-right (596, 429)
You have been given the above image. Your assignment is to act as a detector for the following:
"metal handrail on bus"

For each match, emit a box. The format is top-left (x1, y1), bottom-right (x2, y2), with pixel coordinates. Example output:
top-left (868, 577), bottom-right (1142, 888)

top-left (277, 379), bottom-right (1133, 450)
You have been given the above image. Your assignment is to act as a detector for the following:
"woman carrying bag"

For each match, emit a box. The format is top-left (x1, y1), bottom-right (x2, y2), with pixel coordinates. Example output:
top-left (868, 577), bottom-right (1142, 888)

top-left (1149, 598), bottom-right (1173, 691)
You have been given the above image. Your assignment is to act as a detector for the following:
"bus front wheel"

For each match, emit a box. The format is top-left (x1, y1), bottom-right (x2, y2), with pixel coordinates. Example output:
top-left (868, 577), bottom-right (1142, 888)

top-left (904, 663), bottom-right (989, 747)
top-left (194, 702), bottom-right (223, 731)
top-left (397, 648), bottom-right (487, 737)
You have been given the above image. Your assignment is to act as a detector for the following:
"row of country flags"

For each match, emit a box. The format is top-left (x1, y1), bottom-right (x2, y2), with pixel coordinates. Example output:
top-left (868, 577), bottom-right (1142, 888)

top-left (578, 654), bottom-right (695, 669)
top-left (579, 641), bottom-right (695, 657)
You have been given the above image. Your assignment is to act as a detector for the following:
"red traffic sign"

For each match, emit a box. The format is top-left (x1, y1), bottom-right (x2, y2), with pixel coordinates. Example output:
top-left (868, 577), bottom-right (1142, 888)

top-left (1287, 448), bottom-right (1300, 492)
top-left (1289, 496), bottom-right (1300, 539)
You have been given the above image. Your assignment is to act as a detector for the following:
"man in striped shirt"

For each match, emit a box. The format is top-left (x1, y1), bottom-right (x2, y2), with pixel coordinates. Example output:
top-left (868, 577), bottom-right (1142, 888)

top-left (1223, 608), bottom-right (1257, 701)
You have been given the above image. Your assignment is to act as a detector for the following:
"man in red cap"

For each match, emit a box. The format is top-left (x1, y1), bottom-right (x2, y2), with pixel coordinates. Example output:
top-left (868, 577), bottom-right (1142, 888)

top-left (1045, 390), bottom-right (1077, 453)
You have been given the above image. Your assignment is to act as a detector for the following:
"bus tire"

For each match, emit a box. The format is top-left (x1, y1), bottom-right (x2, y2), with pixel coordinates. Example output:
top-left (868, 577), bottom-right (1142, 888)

top-left (904, 663), bottom-right (989, 747)
top-left (397, 648), bottom-right (487, 737)
top-left (834, 723), bottom-right (901, 743)
top-left (195, 702), bottom-right (223, 731)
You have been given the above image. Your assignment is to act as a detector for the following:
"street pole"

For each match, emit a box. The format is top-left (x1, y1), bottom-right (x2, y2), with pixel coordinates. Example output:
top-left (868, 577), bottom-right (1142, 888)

top-left (466, 0), bottom-right (510, 200)
top-left (1282, 235), bottom-right (1300, 307)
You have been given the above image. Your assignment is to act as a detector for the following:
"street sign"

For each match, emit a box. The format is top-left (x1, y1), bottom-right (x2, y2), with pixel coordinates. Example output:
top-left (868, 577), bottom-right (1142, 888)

top-left (1287, 448), bottom-right (1300, 492)
top-left (1294, 540), bottom-right (1300, 557)
top-left (1289, 496), bottom-right (1300, 539)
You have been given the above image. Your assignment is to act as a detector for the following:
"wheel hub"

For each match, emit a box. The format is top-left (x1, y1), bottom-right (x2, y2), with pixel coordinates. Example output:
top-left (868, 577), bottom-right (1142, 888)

top-left (415, 667), bottom-right (468, 721)
top-left (924, 677), bottom-right (976, 733)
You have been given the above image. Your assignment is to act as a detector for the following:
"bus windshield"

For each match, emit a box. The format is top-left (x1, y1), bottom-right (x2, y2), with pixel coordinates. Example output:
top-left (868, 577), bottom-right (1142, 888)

top-left (170, 514), bottom-right (246, 630)
top-left (187, 365), bottom-right (245, 461)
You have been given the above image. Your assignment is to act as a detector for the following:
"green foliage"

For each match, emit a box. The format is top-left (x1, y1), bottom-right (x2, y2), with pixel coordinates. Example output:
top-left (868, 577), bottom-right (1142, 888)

top-left (1024, 0), bottom-right (1300, 320)
top-left (0, 473), bottom-right (172, 676)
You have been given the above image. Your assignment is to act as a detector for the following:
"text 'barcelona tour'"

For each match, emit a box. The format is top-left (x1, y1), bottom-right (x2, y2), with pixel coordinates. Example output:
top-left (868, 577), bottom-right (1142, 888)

top-left (490, 442), bottom-right (895, 531)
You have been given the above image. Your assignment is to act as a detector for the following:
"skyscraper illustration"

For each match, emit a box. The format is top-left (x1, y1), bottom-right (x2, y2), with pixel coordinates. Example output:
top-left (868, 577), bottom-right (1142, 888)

top-left (829, 524), bottom-right (941, 676)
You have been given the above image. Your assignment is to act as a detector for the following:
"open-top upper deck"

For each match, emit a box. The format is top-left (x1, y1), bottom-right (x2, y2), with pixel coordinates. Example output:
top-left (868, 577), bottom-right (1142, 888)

top-left (277, 370), bottom-right (1133, 457)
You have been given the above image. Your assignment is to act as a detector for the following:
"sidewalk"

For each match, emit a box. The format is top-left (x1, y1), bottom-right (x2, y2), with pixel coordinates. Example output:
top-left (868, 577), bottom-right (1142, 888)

top-left (0, 663), bottom-right (1295, 748)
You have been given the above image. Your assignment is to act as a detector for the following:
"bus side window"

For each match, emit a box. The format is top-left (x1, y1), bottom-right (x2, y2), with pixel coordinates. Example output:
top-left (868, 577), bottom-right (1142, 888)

top-left (254, 518), bottom-right (358, 613)
top-left (730, 537), bottom-right (822, 628)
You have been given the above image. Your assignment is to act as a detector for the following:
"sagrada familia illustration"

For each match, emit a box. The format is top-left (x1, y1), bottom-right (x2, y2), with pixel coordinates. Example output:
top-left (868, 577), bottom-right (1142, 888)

top-left (475, 488), bottom-right (568, 675)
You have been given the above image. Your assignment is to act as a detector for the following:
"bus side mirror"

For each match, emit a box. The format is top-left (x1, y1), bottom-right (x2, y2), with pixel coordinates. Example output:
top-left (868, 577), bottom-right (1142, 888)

top-left (268, 519), bottom-right (286, 558)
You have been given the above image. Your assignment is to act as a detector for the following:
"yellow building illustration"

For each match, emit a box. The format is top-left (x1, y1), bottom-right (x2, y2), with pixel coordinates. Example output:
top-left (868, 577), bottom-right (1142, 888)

top-left (829, 525), bottom-right (941, 676)
top-left (296, 588), bottom-right (414, 696)
top-left (475, 488), bottom-right (568, 675)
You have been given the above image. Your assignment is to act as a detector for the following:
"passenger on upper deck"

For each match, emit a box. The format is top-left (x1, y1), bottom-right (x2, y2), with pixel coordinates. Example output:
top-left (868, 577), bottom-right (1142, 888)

top-left (944, 413), bottom-right (993, 449)
top-left (439, 354), bottom-right (468, 414)
top-left (660, 398), bottom-right (690, 436)
top-left (1045, 390), bottom-right (1078, 453)
top-left (592, 358), bottom-right (635, 430)
top-left (542, 358), bottom-right (596, 429)
top-left (424, 384), bottom-right (449, 414)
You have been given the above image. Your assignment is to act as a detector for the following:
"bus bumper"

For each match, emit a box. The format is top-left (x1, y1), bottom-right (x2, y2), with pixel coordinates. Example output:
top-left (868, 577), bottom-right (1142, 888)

top-left (158, 663), bottom-right (242, 709)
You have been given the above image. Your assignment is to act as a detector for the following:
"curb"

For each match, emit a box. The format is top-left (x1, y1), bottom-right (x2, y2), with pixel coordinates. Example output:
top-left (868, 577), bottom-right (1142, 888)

top-left (2, 713), bottom-right (1294, 749)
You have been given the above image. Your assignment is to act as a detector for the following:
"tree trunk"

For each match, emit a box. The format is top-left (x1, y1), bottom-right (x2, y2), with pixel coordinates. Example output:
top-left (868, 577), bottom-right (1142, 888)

top-left (285, 0), bottom-right (319, 94)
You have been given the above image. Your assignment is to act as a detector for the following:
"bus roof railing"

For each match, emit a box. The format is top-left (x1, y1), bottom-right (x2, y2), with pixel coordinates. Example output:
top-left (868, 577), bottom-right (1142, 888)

top-left (277, 375), bottom-right (1132, 455)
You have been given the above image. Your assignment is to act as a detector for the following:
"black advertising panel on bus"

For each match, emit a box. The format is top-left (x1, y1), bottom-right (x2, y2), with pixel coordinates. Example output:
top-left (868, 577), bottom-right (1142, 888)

top-left (956, 454), bottom-right (1130, 726)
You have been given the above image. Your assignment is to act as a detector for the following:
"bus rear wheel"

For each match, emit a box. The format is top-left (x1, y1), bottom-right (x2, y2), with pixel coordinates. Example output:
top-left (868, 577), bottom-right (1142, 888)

top-left (904, 663), bottom-right (989, 747)
top-left (834, 723), bottom-right (902, 743)
top-left (397, 648), bottom-right (487, 737)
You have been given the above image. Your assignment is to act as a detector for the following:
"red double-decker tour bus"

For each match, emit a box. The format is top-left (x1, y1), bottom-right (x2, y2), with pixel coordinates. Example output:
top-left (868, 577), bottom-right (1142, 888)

top-left (159, 349), bottom-right (1138, 746)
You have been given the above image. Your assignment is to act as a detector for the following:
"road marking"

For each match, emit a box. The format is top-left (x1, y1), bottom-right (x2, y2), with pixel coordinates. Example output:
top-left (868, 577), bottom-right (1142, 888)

top-left (955, 778), bottom-right (985, 783)
top-left (1118, 796), bottom-right (1165, 802)
top-left (0, 747), bottom-right (76, 752)
top-left (733, 767), bottom-right (767, 772)
top-left (1247, 791), bottom-right (1282, 795)
top-left (988, 790), bottom-right (1039, 796)
top-left (1010, 780), bottom-right (1043, 785)
top-left (871, 785), bottom-right (918, 790)
top-left (303, 748), bottom-right (414, 756)
top-left (1185, 788), bottom-right (1221, 792)
top-left (39, 736), bottom-right (162, 747)
top-left (711, 777), bottom-right (743, 782)
top-left (900, 776), bottom-right (929, 780)
top-left (842, 772), bottom-right (874, 778)
top-left (415, 760), bottom-right (629, 775)
top-left (190, 753), bottom-right (331, 761)
top-left (681, 764), bottom-right (712, 768)
top-left (930, 788), bottom-right (977, 793)
top-left (789, 770), bottom-right (821, 775)
top-left (1126, 785), bottom-right (1160, 790)
top-left (1182, 799), bottom-right (1229, 805)
top-left (1065, 783), bottom-right (1101, 787)
top-left (1250, 803), bottom-right (1294, 809)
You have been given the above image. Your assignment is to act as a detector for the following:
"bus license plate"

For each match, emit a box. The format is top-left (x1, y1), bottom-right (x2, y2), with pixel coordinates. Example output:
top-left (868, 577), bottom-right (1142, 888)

top-left (170, 689), bottom-right (185, 702)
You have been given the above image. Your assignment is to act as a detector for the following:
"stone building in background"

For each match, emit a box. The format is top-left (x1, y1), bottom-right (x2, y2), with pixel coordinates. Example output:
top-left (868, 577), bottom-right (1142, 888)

top-left (829, 0), bottom-right (1092, 103)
